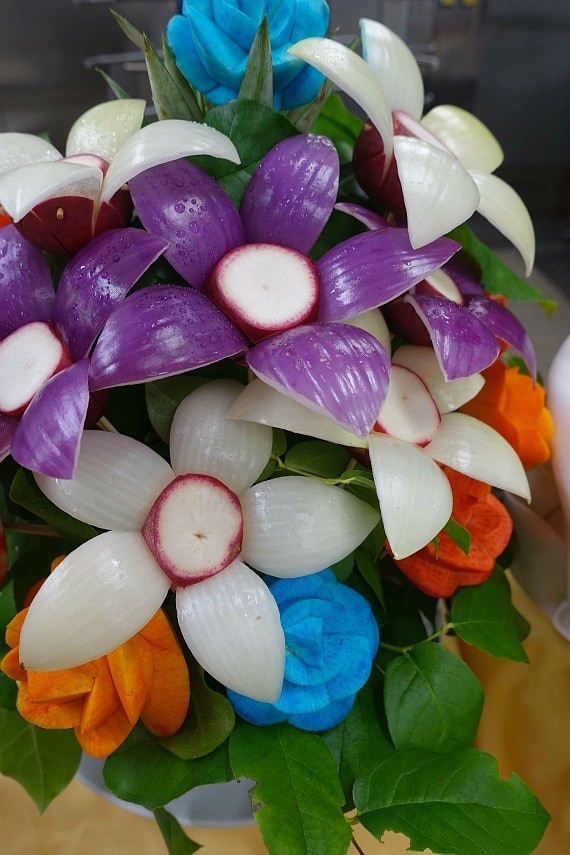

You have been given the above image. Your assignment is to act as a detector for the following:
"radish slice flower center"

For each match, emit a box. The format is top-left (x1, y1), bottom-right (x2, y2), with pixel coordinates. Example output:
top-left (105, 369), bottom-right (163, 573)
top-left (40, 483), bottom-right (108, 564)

top-left (0, 321), bottom-right (71, 415)
top-left (142, 473), bottom-right (244, 586)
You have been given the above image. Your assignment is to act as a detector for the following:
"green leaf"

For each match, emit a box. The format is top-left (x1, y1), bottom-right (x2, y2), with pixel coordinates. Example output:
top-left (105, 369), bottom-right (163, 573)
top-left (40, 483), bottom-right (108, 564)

top-left (230, 721), bottom-right (351, 855)
top-left (443, 517), bottom-right (471, 555)
top-left (153, 807), bottom-right (202, 854)
top-left (144, 34), bottom-right (203, 122)
top-left (111, 9), bottom-right (145, 51)
top-left (354, 747), bottom-right (550, 855)
top-left (146, 375), bottom-right (210, 443)
top-left (162, 37), bottom-right (204, 121)
top-left (238, 17), bottom-right (273, 107)
top-left (11, 545), bottom-right (64, 610)
top-left (161, 658), bottom-right (235, 759)
top-left (104, 739), bottom-right (233, 810)
top-left (0, 670), bottom-right (17, 709)
top-left (310, 93), bottom-right (364, 165)
top-left (285, 440), bottom-right (351, 478)
top-left (449, 225), bottom-right (556, 313)
top-left (451, 569), bottom-right (529, 661)
top-left (96, 68), bottom-right (132, 100)
top-left (354, 542), bottom-right (384, 609)
top-left (320, 678), bottom-right (394, 810)
top-left (384, 644), bottom-right (483, 753)
top-left (0, 708), bottom-right (81, 811)
top-left (10, 469), bottom-right (97, 544)
top-left (193, 100), bottom-right (298, 205)
top-left (286, 77), bottom-right (335, 134)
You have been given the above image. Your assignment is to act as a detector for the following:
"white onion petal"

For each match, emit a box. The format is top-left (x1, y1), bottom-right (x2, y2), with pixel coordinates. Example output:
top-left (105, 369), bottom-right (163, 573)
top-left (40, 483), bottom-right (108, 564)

top-left (169, 379), bottom-right (273, 494)
top-left (360, 18), bottom-right (424, 119)
top-left (19, 531), bottom-right (170, 671)
top-left (368, 434), bottom-right (453, 559)
top-left (421, 105), bottom-right (504, 173)
top-left (0, 133), bottom-right (62, 174)
top-left (240, 476), bottom-right (380, 575)
top-left (392, 344), bottom-right (484, 412)
top-left (0, 161), bottom-right (103, 221)
top-left (65, 99), bottom-right (146, 161)
top-left (176, 560), bottom-right (285, 702)
top-left (35, 431), bottom-right (174, 531)
top-left (424, 412), bottom-right (530, 500)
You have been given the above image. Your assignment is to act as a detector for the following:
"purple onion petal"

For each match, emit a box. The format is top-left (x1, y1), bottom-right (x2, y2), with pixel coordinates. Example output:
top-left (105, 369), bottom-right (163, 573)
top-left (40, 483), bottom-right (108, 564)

top-left (0, 412), bottom-right (19, 462)
top-left (11, 359), bottom-right (90, 478)
top-left (246, 323), bottom-right (390, 437)
top-left (88, 285), bottom-right (249, 391)
top-left (317, 229), bottom-right (459, 322)
top-left (334, 202), bottom-right (390, 232)
top-left (54, 228), bottom-right (168, 361)
top-left (444, 257), bottom-right (485, 297)
top-left (405, 294), bottom-right (500, 381)
top-left (466, 295), bottom-right (537, 380)
top-left (0, 225), bottom-right (54, 339)
top-left (129, 160), bottom-right (244, 291)
top-left (241, 135), bottom-right (339, 254)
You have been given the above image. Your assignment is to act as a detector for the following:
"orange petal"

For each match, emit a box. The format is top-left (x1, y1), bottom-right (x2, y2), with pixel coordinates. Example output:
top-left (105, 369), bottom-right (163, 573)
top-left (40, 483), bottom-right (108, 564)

top-left (17, 683), bottom-right (83, 729)
top-left (106, 635), bottom-right (154, 726)
top-left (5, 609), bottom-right (28, 650)
top-left (80, 657), bottom-right (121, 733)
top-left (139, 611), bottom-right (190, 736)
top-left (27, 666), bottom-right (94, 703)
top-left (75, 707), bottom-right (134, 758)
top-left (1, 647), bottom-right (27, 682)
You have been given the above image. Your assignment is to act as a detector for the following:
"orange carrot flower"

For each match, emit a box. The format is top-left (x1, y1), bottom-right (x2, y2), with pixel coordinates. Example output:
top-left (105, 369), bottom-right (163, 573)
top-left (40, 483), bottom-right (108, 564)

top-left (460, 358), bottom-right (553, 470)
top-left (1, 606), bottom-right (190, 758)
top-left (393, 466), bottom-right (513, 598)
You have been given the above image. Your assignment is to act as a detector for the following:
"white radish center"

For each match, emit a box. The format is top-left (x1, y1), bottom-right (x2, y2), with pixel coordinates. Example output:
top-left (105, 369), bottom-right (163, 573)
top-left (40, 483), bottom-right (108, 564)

top-left (0, 322), bottom-right (70, 415)
top-left (373, 363), bottom-right (441, 447)
top-left (142, 474), bottom-right (243, 587)
top-left (208, 243), bottom-right (319, 339)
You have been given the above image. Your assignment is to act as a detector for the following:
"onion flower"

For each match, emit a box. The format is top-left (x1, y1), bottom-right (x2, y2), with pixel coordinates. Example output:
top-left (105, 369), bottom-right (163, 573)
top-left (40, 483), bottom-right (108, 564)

top-left (2, 602), bottom-right (190, 758)
top-left (0, 98), bottom-right (240, 254)
top-left (0, 226), bottom-right (248, 478)
top-left (227, 342), bottom-right (531, 559)
top-left (227, 568), bottom-right (379, 730)
top-left (289, 20), bottom-right (536, 273)
top-left (392, 466), bottom-right (514, 597)
top-left (129, 133), bottom-right (459, 438)
top-left (18, 379), bottom-right (380, 703)
top-left (167, 0), bottom-right (330, 109)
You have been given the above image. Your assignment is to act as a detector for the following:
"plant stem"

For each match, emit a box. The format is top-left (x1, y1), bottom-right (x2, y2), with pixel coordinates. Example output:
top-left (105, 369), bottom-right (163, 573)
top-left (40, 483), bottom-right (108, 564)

top-left (351, 834), bottom-right (367, 855)
top-left (3, 522), bottom-right (60, 538)
top-left (96, 416), bottom-right (119, 433)
top-left (379, 622), bottom-right (456, 656)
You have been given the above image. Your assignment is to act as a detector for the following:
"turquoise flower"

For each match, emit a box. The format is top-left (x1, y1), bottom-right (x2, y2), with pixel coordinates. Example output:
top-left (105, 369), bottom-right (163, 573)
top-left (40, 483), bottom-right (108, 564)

top-left (227, 569), bottom-right (379, 730)
top-left (167, 0), bottom-right (330, 109)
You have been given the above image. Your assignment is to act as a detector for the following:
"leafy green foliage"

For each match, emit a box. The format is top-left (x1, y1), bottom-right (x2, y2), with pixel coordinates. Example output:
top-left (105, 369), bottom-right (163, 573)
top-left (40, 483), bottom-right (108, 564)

top-left (354, 747), bottom-right (550, 855)
top-left (0, 708), bottom-right (81, 811)
top-left (238, 18), bottom-right (273, 107)
top-left (230, 721), bottom-right (351, 855)
top-left (284, 440), bottom-right (351, 478)
top-left (443, 517), bottom-right (471, 555)
top-left (311, 93), bottom-right (364, 165)
top-left (384, 643), bottom-right (484, 753)
top-left (161, 658), bottom-right (235, 760)
top-left (451, 569), bottom-right (530, 661)
top-left (10, 469), bottom-right (97, 544)
top-left (153, 807), bottom-right (202, 854)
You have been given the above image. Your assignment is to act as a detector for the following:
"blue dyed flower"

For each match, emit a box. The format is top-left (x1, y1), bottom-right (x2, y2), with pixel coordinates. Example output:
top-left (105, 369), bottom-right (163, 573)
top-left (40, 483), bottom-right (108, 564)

top-left (167, 0), bottom-right (330, 109)
top-left (227, 569), bottom-right (379, 730)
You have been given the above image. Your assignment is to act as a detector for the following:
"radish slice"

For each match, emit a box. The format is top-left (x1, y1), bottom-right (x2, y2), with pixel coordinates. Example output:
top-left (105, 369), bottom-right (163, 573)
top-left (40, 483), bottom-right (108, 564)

top-left (0, 413), bottom-right (19, 461)
top-left (240, 476), bottom-right (380, 575)
top-left (0, 132), bottom-right (61, 174)
top-left (0, 322), bottom-right (70, 415)
top-left (374, 364), bottom-right (441, 447)
top-left (0, 225), bottom-right (54, 339)
top-left (392, 344), bottom-right (484, 412)
top-left (227, 378), bottom-right (368, 448)
top-left (176, 559), bottom-right (285, 702)
top-left (18, 530), bottom-right (170, 671)
top-left (0, 160), bottom-right (103, 222)
top-left (170, 379), bottom-right (273, 494)
top-left (206, 244), bottom-right (319, 340)
top-left (35, 432), bottom-right (174, 531)
top-left (425, 412), bottom-right (531, 501)
top-left (65, 99), bottom-right (146, 162)
top-left (418, 269), bottom-right (463, 304)
top-left (421, 105), bottom-right (504, 173)
top-left (360, 19), bottom-right (424, 120)
top-left (143, 474), bottom-right (243, 586)
top-left (368, 433), bottom-right (453, 559)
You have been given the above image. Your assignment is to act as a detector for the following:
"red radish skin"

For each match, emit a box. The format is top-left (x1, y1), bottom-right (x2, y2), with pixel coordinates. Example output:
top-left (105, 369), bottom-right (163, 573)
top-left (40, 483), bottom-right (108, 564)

top-left (415, 270), bottom-right (464, 304)
top-left (0, 322), bottom-right (72, 416)
top-left (373, 363), bottom-right (441, 447)
top-left (205, 243), bottom-right (319, 342)
top-left (142, 474), bottom-right (243, 587)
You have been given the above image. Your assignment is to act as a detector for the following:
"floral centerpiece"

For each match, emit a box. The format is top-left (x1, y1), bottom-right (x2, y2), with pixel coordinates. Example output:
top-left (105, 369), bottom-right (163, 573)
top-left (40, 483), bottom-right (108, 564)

top-left (0, 2), bottom-right (556, 853)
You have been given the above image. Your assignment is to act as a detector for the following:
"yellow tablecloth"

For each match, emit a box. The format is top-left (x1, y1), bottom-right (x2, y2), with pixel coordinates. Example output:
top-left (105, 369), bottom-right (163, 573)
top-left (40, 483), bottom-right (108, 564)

top-left (1, 574), bottom-right (568, 854)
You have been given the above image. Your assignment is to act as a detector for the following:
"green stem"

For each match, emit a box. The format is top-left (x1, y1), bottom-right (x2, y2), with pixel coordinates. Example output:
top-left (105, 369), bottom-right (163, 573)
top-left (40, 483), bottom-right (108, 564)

top-left (350, 833), bottom-right (367, 855)
top-left (379, 623), bottom-right (455, 656)
top-left (3, 522), bottom-right (60, 538)
top-left (270, 455), bottom-right (371, 488)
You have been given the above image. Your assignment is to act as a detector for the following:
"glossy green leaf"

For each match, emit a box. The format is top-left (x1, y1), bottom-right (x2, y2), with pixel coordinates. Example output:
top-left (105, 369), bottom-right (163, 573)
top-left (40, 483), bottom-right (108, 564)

top-left (0, 708), bottom-right (81, 811)
top-left (443, 517), bottom-right (471, 555)
top-left (451, 569), bottom-right (529, 662)
top-left (311, 93), bottom-right (364, 165)
top-left (10, 469), bottom-right (97, 544)
top-left (355, 747), bottom-right (550, 855)
top-left (230, 721), bottom-right (351, 855)
top-left (384, 644), bottom-right (483, 753)
top-left (104, 739), bottom-right (233, 810)
top-left (285, 440), bottom-right (351, 478)
top-left (153, 807), bottom-right (202, 854)
top-left (449, 225), bottom-right (556, 313)
top-left (161, 658), bottom-right (235, 760)
top-left (238, 17), bottom-right (273, 107)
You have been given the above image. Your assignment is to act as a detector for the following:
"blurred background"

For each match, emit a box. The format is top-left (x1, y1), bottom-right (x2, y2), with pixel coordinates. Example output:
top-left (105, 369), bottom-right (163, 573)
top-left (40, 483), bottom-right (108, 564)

top-left (1, 0), bottom-right (569, 286)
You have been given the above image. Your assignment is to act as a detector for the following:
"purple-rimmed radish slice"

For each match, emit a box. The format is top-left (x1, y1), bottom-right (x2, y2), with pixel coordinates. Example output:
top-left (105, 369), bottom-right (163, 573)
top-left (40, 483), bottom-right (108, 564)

top-left (373, 363), bottom-right (440, 447)
top-left (142, 474), bottom-right (243, 586)
top-left (0, 322), bottom-right (71, 415)
top-left (206, 244), bottom-right (319, 341)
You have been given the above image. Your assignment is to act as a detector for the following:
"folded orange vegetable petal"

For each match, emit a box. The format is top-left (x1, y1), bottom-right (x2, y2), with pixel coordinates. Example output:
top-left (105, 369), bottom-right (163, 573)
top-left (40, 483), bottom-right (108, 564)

top-left (79, 656), bottom-right (121, 734)
top-left (0, 647), bottom-right (27, 682)
top-left (75, 706), bottom-right (134, 758)
top-left (106, 634), bottom-right (155, 726)
top-left (4, 609), bottom-right (28, 650)
top-left (139, 611), bottom-right (190, 736)
top-left (27, 666), bottom-right (94, 703)
top-left (17, 683), bottom-right (84, 729)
